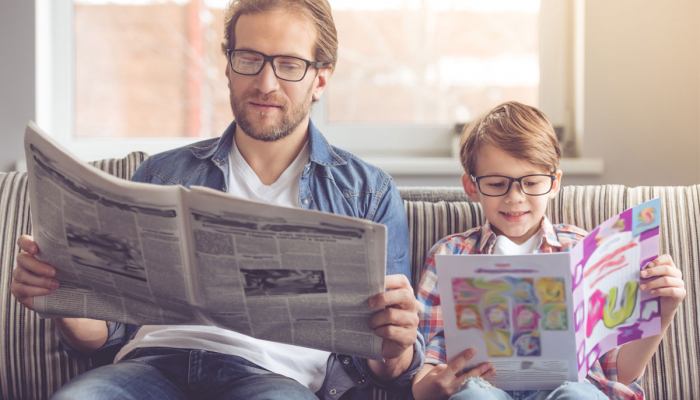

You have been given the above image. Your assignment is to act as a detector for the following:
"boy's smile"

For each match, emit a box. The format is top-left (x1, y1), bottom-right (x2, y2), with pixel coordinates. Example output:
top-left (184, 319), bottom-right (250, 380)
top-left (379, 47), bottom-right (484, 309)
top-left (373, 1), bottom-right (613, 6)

top-left (463, 144), bottom-right (562, 245)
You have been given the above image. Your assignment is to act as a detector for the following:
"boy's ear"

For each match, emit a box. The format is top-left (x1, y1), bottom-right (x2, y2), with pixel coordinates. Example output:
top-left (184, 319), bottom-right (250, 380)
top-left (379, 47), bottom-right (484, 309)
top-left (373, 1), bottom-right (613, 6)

top-left (547, 169), bottom-right (563, 200)
top-left (462, 173), bottom-right (481, 202)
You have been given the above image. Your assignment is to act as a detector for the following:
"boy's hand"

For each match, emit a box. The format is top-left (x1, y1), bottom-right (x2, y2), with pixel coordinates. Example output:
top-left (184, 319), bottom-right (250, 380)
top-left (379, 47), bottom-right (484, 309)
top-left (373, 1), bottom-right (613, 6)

top-left (640, 254), bottom-right (685, 324)
top-left (412, 348), bottom-right (496, 400)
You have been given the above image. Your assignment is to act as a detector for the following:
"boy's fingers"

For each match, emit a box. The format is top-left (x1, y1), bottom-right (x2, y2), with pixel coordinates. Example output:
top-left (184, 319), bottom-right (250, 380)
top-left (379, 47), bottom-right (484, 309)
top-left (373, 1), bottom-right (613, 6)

top-left (467, 361), bottom-right (494, 378)
top-left (481, 367), bottom-right (497, 381)
top-left (654, 254), bottom-right (674, 266)
top-left (649, 287), bottom-right (686, 301)
top-left (640, 264), bottom-right (682, 279)
top-left (444, 348), bottom-right (476, 375)
top-left (640, 277), bottom-right (684, 291)
top-left (643, 255), bottom-right (675, 270)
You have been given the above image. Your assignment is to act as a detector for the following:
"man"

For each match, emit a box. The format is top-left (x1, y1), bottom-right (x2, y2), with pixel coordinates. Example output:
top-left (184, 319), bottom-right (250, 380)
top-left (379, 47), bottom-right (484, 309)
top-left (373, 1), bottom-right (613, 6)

top-left (10, 0), bottom-right (423, 399)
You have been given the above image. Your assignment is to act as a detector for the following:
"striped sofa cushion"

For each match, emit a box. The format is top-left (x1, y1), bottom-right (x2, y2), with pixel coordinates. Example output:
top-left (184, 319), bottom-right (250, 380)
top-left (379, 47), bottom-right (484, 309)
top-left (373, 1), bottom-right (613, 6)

top-left (400, 185), bottom-right (700, 400)
top-left (1, 151), bottom-right (697, 399)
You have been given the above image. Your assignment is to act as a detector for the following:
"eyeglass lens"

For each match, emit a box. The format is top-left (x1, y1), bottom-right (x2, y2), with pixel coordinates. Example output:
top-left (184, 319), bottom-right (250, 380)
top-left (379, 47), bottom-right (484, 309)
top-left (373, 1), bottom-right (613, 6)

top-left (478, 175), bottom-right (553, 196)
top-left (231, 51), bottom-right (308, 81)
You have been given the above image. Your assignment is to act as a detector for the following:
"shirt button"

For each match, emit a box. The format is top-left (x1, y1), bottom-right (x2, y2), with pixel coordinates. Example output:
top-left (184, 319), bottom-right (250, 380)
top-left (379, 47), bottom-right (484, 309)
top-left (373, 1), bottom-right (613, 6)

top-left (222, 186), bottom-right (227, 192)
top-left (342, 357), bottom-right (350, 365)
top-left (301, 198), bottom-right (309, 205)
top-left (329, 388), bottom-right (337, 395)
top-left (358, 379), bottom-right (365, 384)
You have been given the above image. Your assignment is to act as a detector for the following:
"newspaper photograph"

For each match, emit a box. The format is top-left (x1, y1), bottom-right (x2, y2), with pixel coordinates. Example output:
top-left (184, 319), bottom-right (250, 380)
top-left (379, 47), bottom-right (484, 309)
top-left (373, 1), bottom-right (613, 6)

top-left (24, 121), bottom-right (387, 360)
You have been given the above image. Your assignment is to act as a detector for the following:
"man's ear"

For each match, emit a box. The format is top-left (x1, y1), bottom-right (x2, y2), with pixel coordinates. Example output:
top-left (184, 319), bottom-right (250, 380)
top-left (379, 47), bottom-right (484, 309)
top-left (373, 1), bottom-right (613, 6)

top-left (312, 68), bottom-right (331, 102)
top-left (462, 173), bottom-right (481, 202)
top-left (547, 169), bottom-right (563, 199)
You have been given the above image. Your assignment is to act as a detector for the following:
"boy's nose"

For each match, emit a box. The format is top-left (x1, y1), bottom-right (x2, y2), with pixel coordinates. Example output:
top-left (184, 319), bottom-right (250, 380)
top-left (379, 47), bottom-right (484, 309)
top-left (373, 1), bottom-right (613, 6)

top-left (505, 182), bottom-right (526, 201)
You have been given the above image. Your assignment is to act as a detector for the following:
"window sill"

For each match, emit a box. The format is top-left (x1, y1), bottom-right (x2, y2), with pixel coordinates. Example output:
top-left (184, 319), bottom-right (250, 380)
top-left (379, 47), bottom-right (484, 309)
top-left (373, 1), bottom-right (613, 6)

top-left (363, 157), bottom-right (604, 177)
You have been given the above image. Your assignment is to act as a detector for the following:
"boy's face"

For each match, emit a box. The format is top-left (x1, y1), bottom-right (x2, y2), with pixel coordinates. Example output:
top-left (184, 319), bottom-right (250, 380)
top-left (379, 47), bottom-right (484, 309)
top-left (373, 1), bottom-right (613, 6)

top-left (463, 144), bottom-right (562, 245)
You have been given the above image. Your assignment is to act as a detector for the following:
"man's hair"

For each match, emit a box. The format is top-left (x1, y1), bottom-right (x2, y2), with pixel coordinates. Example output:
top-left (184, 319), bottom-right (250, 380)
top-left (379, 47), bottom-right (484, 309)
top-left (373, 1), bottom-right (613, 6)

top-left (221, 0), bottom-right (338, 71)
top-left (459, 101), bottom-right (561, 176)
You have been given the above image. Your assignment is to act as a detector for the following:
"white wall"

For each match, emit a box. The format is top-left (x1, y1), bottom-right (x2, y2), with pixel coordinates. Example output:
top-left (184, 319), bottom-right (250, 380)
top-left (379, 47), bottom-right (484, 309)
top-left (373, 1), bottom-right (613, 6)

top-left (579, 0), bottom-right (700, 187)
top-left (0, 1), bottom-right (34, 173)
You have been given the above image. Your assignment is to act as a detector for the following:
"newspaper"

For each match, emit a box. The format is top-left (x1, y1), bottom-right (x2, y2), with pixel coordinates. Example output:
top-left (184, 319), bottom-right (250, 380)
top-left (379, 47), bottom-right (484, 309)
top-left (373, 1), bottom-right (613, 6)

top-left (24, 121), bottom-right (387, 360)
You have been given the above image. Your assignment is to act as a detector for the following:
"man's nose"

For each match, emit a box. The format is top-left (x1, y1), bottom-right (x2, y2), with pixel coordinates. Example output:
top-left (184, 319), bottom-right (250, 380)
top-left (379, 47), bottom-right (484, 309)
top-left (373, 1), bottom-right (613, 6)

top-left (253, 61), bottom-right (280, 94)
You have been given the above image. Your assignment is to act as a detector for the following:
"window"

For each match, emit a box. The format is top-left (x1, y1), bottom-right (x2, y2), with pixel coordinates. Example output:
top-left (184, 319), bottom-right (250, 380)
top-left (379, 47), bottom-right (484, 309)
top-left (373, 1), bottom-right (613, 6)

top-left (37, 0), bottom-right (574, 161)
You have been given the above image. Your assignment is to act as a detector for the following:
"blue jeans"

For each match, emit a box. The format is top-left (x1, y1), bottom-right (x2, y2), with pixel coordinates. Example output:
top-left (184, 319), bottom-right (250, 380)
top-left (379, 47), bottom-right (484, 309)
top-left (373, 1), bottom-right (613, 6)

top-left (449, 377), bottom-right (608, 400)
top-left (51, 347), bottom-right (319, 400)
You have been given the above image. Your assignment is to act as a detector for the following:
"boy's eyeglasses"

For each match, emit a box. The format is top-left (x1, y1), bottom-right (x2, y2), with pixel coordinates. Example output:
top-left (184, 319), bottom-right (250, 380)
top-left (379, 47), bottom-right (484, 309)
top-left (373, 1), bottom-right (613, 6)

top-left (226, 49), bottom-right (325, 82)
top-left (471, 174), bottom-right (556, 197)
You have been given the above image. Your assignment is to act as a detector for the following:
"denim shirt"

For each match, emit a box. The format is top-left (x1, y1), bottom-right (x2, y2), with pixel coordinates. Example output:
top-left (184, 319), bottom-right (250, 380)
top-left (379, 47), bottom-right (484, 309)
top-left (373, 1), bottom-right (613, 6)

top-left (57, 120), bottom-right (425, 399)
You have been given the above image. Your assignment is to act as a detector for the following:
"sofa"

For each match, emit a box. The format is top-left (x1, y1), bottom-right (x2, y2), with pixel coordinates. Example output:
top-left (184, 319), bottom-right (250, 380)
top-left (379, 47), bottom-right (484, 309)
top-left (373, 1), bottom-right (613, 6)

top-left (1, 151), bottom-right (698, 399)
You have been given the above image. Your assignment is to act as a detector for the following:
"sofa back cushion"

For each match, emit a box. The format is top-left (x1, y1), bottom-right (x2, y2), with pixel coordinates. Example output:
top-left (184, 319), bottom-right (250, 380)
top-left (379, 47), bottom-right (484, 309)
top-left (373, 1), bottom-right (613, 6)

top-left (400, 185), bottom-right (700, 400)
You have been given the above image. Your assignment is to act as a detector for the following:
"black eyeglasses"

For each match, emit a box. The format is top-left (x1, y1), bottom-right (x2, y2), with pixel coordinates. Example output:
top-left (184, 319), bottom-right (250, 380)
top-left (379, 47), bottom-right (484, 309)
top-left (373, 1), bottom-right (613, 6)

top-left (226, 49), bottom-right (325, 82)
top-left (471, 174), bottom-right (556, 197)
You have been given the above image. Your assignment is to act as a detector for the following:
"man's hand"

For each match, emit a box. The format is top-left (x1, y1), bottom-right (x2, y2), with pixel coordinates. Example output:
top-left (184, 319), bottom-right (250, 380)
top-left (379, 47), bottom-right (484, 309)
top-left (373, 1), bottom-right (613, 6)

top-left (366, 274), bottom-right (420, 380)
top-left (11, 235), bottom-right (59, 310)
top-left (11, 235), bottom-right (109, 354)
top-left (412, 349), bottom-right (496, 400)
top-left (640, 254), bottom-right (686, 325)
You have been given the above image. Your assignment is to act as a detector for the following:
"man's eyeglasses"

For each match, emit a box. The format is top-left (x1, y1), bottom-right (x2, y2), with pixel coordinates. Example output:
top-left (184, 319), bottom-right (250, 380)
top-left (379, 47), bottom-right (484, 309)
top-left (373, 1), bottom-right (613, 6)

top-left (226, 49), bottom-right (325, 82)
top-left (471, 174), bottom-right (556, 197)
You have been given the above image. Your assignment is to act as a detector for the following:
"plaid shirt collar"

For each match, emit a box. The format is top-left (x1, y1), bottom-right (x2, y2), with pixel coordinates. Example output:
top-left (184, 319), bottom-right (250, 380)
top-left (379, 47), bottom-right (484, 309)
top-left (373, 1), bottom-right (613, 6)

top-left (476, 216), bottom-right (563, 254)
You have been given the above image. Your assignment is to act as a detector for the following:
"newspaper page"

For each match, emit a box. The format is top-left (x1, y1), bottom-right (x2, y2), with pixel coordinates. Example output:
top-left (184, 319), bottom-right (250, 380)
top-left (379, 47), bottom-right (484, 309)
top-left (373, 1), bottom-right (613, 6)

top-left (25, 122), bottom-right (203, 326)
top-left (184, 186), bottom-right (386, 360)
top-left (24, 122), bottom-right (388, 360)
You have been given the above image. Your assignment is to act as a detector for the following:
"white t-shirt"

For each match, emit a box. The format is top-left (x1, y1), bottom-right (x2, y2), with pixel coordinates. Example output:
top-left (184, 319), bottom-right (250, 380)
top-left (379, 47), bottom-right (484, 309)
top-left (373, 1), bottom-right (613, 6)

top-left (491, 231), bottom-right (543, 255)
top-left (114, 138), bottom-right (330, 393)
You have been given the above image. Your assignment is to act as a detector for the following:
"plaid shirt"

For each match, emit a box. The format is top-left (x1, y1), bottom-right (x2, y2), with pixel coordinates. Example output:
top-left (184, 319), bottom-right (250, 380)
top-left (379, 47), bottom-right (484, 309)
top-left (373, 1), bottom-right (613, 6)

top-left (416, 216), bottom-right (645, 400)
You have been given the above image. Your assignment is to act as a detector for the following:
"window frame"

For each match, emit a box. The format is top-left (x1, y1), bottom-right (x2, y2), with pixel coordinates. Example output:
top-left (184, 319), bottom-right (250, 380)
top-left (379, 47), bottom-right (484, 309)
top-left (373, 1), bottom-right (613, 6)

top-left (37, 0), bottom-right (577, 161)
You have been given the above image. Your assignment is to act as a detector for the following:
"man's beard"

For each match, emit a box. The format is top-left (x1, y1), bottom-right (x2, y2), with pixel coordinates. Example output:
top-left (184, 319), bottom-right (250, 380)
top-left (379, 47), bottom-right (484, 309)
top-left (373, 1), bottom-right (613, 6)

top-left (230, 83), bottom-right (314, 142)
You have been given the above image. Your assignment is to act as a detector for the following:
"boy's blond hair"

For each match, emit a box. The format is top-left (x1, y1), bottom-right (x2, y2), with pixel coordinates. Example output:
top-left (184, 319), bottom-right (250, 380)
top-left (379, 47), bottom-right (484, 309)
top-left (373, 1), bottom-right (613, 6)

top-left (459, 101), bottom-right (561, 176)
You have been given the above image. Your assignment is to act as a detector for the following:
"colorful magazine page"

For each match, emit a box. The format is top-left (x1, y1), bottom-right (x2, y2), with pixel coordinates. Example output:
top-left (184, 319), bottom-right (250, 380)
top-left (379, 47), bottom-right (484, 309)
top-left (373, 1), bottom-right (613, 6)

top-left (435, 198), bottom-right (662, 390)
top-left (571, 197), bottom-right (662, 381)
top-left (437, 252), bottom-right (577, 390)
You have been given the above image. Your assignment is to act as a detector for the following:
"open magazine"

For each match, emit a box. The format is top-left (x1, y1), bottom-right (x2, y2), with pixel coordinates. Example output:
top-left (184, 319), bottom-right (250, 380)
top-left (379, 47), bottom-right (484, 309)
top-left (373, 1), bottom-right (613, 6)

top-left (436, 198), bottom-right (662, 390)
top-left (24, 121), bottom-right (387, 360)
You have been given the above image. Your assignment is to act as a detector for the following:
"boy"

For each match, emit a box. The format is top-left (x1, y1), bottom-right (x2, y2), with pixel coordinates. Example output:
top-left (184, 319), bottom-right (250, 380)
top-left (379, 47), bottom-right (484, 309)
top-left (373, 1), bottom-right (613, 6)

top-left (411, 102), bottom-right (686, 400)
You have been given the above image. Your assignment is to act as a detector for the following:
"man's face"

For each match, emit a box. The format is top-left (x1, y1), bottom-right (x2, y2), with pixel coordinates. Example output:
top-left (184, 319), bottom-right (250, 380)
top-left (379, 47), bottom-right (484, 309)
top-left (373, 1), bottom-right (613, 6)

top-left (226, 10), bottom-right (329, 142)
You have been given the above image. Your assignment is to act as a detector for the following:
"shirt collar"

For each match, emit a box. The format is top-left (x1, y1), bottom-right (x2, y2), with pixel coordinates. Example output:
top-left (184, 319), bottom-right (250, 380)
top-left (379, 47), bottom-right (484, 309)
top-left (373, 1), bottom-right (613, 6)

top-left (186, 119), bottom-right (346, 168)
top-left (307, 119), bottom-right (347, 167)
top-left (477, 221), bottom-right (498, 253)
top-left (539, 215), bottom-right (563, 251)
top-left (477, 215), bottom-right (562, 253)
